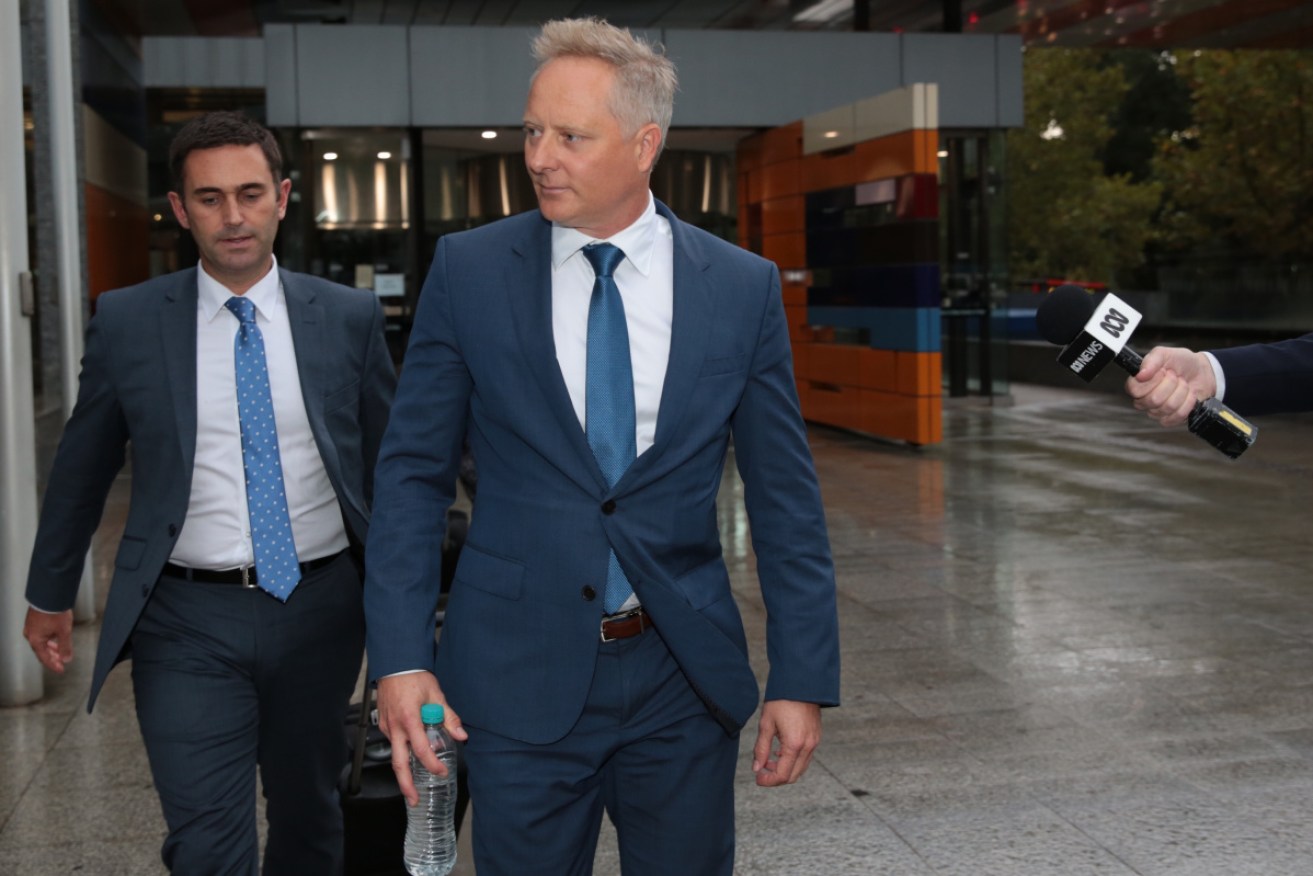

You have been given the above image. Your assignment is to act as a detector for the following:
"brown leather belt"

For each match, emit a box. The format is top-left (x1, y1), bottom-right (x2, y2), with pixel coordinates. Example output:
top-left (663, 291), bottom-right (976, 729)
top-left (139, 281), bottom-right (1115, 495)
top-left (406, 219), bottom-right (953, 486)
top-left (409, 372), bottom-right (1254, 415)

top-left (162, 550), bottom-right (345, 589)
top-left (600, 607), bottom-right (654, 642)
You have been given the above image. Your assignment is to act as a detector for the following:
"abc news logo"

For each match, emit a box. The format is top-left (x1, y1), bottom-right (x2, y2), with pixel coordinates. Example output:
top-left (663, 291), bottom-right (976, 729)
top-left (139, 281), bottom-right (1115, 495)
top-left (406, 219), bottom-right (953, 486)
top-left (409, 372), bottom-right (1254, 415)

top-left (1057, 295), bottom-right (1142, 383)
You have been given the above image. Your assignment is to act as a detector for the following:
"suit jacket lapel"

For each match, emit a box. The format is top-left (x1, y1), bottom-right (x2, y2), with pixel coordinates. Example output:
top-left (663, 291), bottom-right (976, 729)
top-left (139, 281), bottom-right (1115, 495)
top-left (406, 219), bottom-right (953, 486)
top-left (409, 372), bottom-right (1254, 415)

top-left (282, 270), bottom-right (326, 430)
top-left (161, 268), bottom-right (199, 478)
top-left (619, 203), bottom-right (712, 487)
top-left (508, 216), bottom-right (609, 492)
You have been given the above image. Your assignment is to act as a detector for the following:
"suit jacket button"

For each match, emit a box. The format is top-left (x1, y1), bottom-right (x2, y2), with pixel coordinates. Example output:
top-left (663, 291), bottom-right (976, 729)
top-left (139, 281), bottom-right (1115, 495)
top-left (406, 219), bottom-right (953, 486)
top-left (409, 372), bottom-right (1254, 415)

top-left (167, 524), bottom-right (178, 537)
top-left (601, 500), bottom-right (616, 515)
top-left (141, 583), bottom-right (151, 597)
top-left (581, 585), bottom-right (596, 601)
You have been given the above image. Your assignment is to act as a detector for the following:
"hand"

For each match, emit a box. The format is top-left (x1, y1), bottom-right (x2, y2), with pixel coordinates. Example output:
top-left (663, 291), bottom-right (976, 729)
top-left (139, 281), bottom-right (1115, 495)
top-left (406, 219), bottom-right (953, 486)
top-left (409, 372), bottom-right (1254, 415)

top-left (1125, 346), bottom-right (1217, 428)
top-left (376, 672), bottom-right (467, 806)
top-left (752, 699), bottom-right (822, 787)
top-left (23, 608), bottom-right (74, 673)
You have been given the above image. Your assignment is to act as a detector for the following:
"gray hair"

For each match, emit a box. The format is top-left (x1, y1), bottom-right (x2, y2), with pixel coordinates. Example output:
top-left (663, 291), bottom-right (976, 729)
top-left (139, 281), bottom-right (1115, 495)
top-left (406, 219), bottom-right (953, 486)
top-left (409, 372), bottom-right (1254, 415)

top-left (531, 17), bottom-right (677, 159)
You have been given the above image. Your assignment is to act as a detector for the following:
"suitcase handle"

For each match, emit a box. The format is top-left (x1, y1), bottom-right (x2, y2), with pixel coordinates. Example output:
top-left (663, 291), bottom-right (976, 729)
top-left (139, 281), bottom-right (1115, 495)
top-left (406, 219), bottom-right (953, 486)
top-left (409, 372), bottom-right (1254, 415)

top-left (347, 664), bottom-right (374, 797)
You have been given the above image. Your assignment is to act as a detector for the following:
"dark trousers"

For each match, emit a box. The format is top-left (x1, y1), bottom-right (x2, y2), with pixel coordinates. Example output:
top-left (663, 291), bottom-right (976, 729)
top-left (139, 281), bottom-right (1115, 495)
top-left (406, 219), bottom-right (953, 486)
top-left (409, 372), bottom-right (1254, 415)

top-left (131, 552), bottom-right (365, 875)
top-left (462, 625), bottom-right (740, 876)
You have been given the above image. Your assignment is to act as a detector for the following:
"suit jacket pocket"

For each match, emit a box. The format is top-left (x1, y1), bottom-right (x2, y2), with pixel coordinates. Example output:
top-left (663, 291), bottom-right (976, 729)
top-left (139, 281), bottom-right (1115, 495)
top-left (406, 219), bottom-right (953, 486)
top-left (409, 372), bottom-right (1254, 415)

top-left (671, 556), bottom-right (732, 610)
top-left (115, 535), bottom-right (147, 571)
top-left (699, 353), bottom-right (746, 378)
top-left (324, 380), bottom-right (360, 414)
top-left (453, 543), bottom-right (525, 601)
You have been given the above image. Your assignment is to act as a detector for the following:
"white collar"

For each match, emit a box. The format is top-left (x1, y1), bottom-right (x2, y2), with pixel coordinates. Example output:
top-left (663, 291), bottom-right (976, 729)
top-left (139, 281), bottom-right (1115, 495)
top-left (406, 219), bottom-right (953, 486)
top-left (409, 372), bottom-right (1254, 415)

top-left (197, 256), bottom-right (281, 322)
top-left (550, 193), bottom-right (658, 277)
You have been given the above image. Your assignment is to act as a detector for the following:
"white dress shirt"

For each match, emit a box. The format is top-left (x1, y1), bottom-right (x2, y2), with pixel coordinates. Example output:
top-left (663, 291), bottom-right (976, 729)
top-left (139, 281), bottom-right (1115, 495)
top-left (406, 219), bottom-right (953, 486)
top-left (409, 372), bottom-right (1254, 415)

top-left (550, 194), bottom-right (673, 456)
top-left (550, 194), bottom-right (673, 612)
top-left (170, 257), bottom-right (348, 570)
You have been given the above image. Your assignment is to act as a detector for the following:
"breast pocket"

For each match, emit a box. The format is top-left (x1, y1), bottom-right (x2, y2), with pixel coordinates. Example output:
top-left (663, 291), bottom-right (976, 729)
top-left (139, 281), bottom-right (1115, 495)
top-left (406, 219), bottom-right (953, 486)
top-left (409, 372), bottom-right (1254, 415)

top-left (699, 353), bottom-right (746, 378)
top-left (324, 380), bottom-right (360, 414)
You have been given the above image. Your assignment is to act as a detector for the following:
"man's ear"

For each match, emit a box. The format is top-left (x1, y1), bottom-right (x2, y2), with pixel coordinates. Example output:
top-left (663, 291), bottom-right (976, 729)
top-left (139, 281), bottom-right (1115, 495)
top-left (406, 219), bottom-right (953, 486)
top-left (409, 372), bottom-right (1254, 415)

top-left (167, 191), bottom-right (190, 229)
top-left (276, 177), bottom-right (292, 220)
top-left (636, 123), bottom-right (663, 173)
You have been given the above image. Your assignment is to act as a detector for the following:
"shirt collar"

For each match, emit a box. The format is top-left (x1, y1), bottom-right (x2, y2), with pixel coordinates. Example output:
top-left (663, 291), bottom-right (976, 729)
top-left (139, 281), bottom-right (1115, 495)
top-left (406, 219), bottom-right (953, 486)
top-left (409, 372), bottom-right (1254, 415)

top-left (198, 256), bottom-right (281, 322)
top-left (551, 193), bottom-right (657, 277)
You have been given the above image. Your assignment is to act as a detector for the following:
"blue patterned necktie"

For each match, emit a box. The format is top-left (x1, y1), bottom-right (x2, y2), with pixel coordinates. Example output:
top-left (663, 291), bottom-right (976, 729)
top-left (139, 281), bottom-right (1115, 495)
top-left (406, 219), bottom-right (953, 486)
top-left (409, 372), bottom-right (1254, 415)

top-left (225, 296), bottom-right (301, 601)
top-left (582, 243), bottom-right (636, 613)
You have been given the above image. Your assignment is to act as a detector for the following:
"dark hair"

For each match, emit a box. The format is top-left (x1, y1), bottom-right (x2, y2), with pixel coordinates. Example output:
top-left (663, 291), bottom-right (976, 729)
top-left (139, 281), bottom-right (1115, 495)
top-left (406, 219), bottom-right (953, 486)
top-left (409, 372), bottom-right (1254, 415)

top-left (168, 111), bottom-right (283, 192)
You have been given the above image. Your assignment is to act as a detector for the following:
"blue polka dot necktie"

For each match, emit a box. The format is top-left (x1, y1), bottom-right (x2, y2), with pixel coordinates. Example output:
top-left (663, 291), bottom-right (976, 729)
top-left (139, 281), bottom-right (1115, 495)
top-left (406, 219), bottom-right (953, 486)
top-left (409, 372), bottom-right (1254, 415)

top-left (225, 296), bottom-right (301, 601)
top-left (582, 243), bottom-right (636, 613)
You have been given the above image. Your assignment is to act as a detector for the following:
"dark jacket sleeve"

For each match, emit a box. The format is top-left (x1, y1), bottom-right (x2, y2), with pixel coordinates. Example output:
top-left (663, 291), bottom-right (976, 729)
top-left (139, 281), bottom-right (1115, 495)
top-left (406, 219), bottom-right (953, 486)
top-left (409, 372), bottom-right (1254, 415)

top-left (1211, 333), bottom-right (1313, 416)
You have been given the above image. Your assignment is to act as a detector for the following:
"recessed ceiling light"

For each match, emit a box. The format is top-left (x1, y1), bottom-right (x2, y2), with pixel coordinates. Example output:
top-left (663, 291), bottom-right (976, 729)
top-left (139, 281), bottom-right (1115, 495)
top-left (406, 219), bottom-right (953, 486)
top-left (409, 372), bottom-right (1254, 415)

top-left (481, 130), bottom-right (497, 140)
top-left (323, 152), bottom-right (338, 160)
top-left (377, 151), bottom-right (392, 159)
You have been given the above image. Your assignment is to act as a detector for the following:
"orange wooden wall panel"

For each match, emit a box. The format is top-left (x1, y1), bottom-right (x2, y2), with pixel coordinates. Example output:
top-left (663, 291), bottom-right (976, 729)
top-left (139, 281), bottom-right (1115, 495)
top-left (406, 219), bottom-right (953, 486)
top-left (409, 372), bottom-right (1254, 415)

top-left (761, 232), bottom-right (805, 270)
top-left (85, 183), bottom-right (149, 305)
top-left (896, 352), bottom-right (943, 397)
top-left (799, 149), bottom-right (857, 192)
top-left (783, 304), bottom-right (809, 344)
top-left (916, 129), bottom-right (939, 177)
top-left (737, 132), bottom-right (764, 169)
top-left (852, 130), bottom-right (941, 183)
top-left (780, 280), bottom-right (807, 307)
top-left (758, 159), bottom-right (800, 200)
top-left (857, 348), bottom-right (897, 393)
top-left (759, 121), bottom-right (803, 165)
top-left (761, 195), bottom-right (805, 236)
top-left (807, 343), bottom-right (861, 386)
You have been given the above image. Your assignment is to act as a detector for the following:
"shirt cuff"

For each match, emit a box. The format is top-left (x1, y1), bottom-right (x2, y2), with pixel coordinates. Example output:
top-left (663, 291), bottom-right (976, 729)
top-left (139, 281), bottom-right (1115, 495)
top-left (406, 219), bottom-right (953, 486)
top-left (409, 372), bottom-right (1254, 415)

top-left (1203, 351), bottom-right (1225, 401)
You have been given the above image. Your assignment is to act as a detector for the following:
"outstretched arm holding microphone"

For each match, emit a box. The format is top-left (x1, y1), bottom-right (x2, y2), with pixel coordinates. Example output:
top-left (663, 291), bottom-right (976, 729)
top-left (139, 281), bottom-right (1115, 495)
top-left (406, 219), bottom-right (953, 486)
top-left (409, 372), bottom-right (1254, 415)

top-left (1127, 334), bottom-right (1313, 423)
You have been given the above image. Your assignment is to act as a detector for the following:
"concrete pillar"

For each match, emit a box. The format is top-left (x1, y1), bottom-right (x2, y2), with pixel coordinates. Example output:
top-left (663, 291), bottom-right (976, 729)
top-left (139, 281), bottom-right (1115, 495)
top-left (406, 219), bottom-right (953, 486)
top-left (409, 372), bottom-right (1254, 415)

top-left (0, 0), bottom-right (44, 706)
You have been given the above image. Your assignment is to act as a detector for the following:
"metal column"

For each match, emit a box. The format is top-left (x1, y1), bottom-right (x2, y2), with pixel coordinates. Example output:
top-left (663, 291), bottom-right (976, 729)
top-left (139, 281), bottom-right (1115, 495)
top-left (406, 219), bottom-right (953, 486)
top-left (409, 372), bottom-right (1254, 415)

top-left (1, 0), bottom-right (44, 705)
top-left (43, 0), bottom-right (96, 622)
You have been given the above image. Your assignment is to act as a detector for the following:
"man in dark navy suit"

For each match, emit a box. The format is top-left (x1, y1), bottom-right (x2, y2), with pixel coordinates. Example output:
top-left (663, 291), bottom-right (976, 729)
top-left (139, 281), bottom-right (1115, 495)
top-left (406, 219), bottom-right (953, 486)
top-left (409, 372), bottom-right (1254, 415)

top-left (22, 111), bottom-right (395, 874)
top-left (364, 16), bottom-right (840, 876)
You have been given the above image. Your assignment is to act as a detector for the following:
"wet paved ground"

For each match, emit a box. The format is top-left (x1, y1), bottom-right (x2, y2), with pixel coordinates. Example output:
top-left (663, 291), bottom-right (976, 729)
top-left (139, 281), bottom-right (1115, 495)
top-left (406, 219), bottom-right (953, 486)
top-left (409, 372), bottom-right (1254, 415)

top-left (5, 382), bottom-right (1313, 874)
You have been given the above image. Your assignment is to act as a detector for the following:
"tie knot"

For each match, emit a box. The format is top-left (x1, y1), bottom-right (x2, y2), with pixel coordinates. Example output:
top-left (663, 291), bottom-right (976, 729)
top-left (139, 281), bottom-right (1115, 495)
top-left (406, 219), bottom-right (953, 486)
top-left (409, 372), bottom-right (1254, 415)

top-left (225, 296), bottom-right (257, 325)
top-left (582, 243), bottom-right (624, 280)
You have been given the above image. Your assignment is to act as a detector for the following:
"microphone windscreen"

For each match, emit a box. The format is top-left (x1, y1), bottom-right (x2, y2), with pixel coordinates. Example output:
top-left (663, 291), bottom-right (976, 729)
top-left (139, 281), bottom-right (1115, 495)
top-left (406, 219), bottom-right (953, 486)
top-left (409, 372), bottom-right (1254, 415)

top-left (1036, 284), bottom-right (1097, 346)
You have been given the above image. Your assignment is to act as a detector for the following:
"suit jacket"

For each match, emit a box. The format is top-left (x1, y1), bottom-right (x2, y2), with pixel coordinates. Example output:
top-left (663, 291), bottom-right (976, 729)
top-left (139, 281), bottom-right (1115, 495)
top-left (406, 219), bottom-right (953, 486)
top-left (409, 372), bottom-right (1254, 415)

top-left (1211, 334), bottom-right (1313, 415)
top-left (26, 267), bottom-right (396, 710)
top-left (365, 202), bottom-right (840, 744)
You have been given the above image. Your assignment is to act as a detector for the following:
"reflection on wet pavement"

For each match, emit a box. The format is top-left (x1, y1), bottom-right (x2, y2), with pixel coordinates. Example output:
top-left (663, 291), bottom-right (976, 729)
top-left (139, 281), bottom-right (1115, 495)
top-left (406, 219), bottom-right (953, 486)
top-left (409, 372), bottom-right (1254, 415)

top-left (6, 383), bottom-right (1313, 875)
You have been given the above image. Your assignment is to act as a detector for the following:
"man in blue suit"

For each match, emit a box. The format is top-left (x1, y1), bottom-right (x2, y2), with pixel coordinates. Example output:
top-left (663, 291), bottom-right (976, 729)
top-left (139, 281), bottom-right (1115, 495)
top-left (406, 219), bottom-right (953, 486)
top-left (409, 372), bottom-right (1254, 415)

top-left (21, 111), bottom-right (395, 874)
top-left (365, 17), bottom-right (840, 876)
top-left (1126, 336), bottom-right (1313, 421)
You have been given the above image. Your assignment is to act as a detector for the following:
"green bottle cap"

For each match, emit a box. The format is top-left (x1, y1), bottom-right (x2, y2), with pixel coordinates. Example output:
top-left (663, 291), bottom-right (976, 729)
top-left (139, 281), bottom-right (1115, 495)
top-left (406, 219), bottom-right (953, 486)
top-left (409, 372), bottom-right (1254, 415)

top-left (420, 703), bottom-right (445, 725)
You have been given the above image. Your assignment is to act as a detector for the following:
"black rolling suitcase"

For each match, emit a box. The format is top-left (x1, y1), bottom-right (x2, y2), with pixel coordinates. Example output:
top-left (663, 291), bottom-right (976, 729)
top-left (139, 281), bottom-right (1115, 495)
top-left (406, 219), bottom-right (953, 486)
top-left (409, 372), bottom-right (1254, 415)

top-left (341, 508), bottom-right (471, 876)
top-left (340, 685), bottom-right (408, 876)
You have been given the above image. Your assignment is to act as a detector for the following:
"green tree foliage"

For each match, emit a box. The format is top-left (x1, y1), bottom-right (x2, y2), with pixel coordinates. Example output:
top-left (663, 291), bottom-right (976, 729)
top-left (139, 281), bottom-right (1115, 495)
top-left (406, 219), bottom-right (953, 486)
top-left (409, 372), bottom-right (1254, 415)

top-left (1155, 51), bottom-right (1313, 259)
top-left (1007, 49), bottom-right (1162, 284)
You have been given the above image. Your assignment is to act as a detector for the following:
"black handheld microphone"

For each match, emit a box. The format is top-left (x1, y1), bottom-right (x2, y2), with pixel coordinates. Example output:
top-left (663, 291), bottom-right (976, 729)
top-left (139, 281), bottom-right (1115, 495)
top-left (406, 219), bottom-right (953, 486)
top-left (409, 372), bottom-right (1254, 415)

top-left (1036, 285), bottom-right (1257, 459)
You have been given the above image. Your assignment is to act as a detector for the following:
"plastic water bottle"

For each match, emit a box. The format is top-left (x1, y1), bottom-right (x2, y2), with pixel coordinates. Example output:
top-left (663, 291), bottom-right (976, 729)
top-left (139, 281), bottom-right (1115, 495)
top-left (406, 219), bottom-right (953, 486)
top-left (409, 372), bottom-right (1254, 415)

top-left (403, 703), bottom-right (458, 876)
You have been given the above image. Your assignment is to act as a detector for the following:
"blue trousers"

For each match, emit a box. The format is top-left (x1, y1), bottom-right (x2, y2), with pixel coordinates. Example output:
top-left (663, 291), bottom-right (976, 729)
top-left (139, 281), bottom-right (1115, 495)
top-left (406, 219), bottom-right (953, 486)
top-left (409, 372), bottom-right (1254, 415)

top-left (462, 624), bottom-right (740, 876)
top-left (130, 552), bottom-right (365, 875)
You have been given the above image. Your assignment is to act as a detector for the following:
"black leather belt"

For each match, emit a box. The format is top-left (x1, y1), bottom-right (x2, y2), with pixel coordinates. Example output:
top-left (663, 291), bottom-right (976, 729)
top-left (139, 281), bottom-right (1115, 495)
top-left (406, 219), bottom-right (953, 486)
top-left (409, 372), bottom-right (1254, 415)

top-left (600, 607), bottom-right (653, 642)
top-left (162, 550), bottom-right (345, 588)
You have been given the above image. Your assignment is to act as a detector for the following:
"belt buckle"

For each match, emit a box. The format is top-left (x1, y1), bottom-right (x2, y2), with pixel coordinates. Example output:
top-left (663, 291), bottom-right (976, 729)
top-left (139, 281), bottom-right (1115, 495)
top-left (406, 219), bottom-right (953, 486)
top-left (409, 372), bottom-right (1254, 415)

top-left (240, 567), bottom-right (258, 589)
top-left (599, 607), bottom-right (644, 643)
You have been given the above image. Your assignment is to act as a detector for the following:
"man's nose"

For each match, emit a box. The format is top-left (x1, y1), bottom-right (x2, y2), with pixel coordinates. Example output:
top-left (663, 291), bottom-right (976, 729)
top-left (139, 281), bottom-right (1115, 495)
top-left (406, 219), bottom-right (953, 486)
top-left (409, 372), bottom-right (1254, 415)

top-left (525, 138), bottom-right (555, 174)
top-left (222, 196), bottom-right (243, 225)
